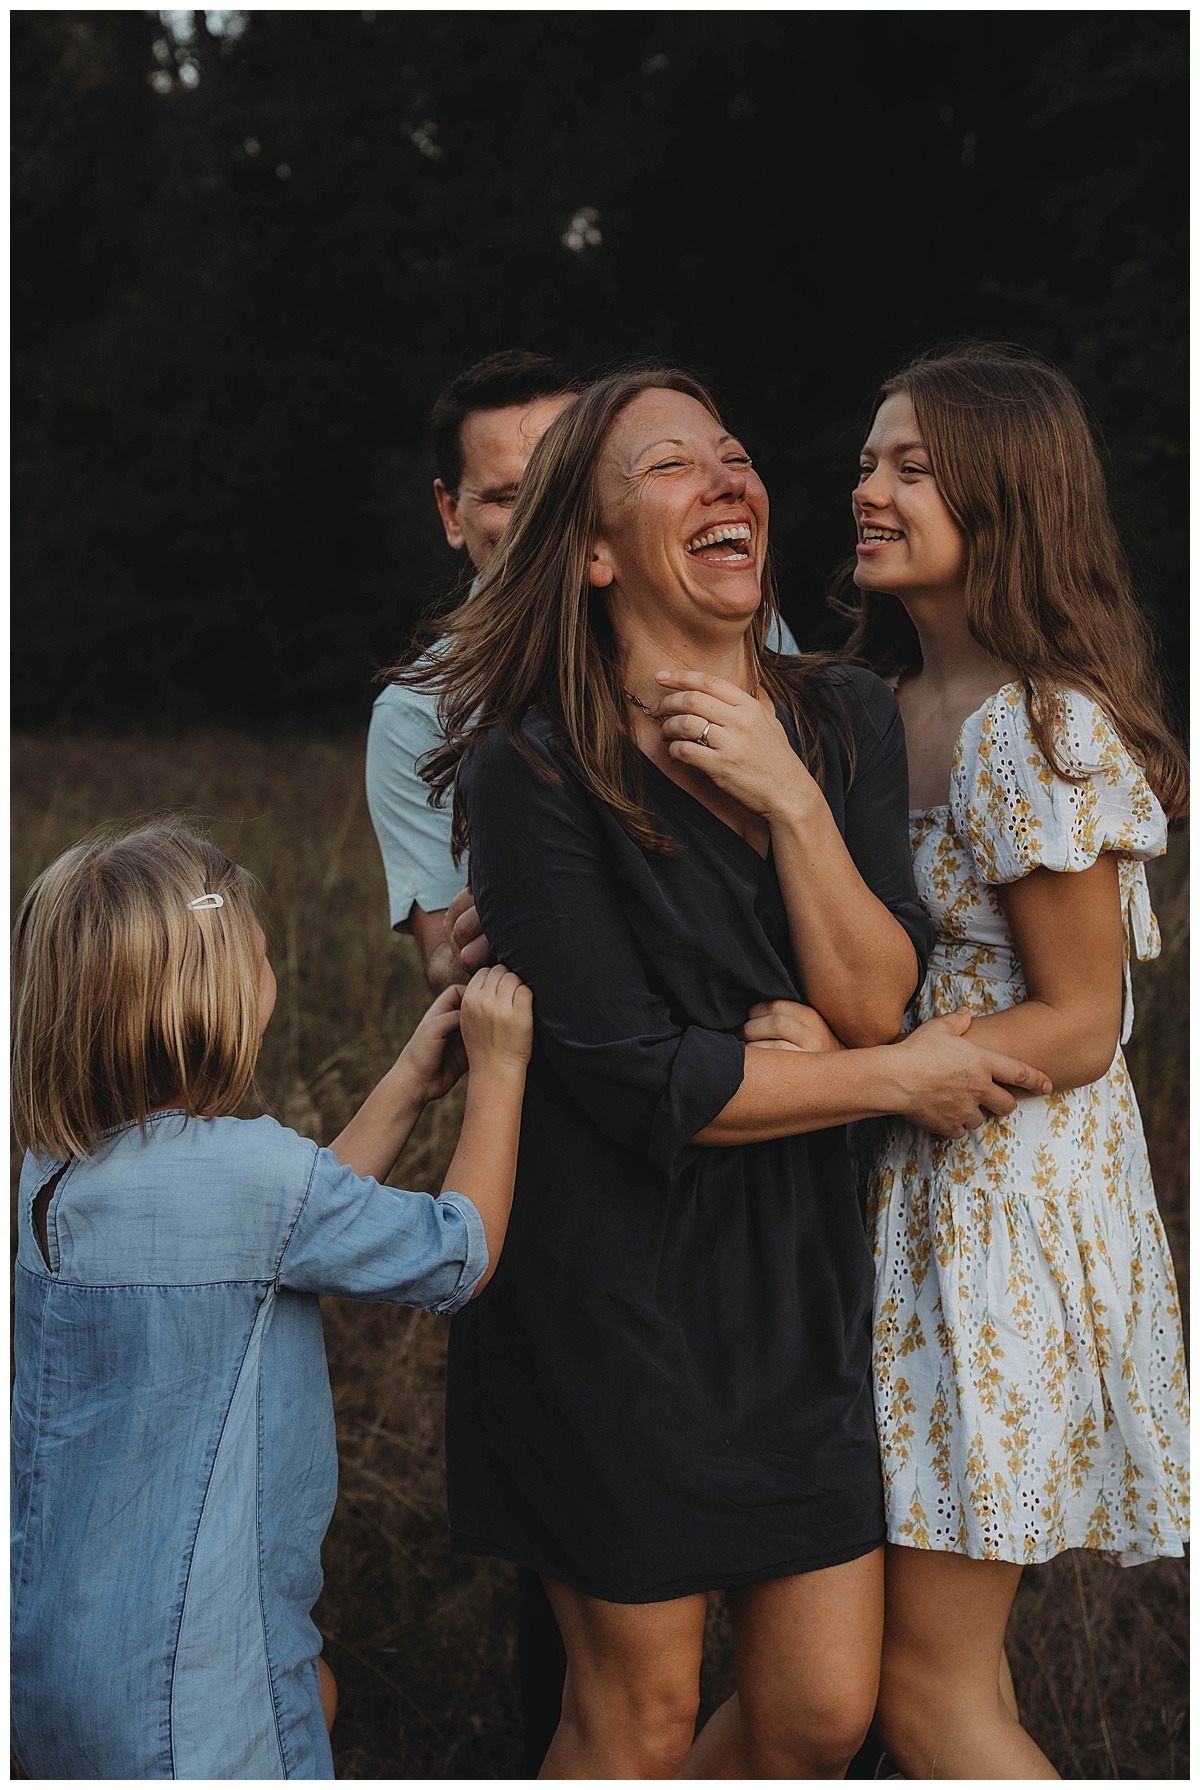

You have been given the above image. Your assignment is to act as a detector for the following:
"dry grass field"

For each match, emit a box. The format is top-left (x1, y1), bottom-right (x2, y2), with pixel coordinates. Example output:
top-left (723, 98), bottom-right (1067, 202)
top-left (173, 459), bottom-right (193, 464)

top-left (11, 729), bottom-right (1189, 1779)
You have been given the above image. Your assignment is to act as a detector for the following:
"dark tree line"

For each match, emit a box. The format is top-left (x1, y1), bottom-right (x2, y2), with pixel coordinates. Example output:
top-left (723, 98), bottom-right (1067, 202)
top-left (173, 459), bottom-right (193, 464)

top-left (13, 11), bottom-right (1187, 730)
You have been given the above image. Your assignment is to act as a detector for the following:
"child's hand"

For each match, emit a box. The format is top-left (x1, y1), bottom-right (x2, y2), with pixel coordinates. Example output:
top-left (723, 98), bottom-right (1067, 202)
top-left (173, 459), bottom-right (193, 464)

top-left (441, 968), bottom-right (533, 1296)
top-left (459, 965), bottom-right (533, 1076)
top-left (742, 999), bottom-right (845, 1053)
top-left (397, 984), bottom-right (470, 1104)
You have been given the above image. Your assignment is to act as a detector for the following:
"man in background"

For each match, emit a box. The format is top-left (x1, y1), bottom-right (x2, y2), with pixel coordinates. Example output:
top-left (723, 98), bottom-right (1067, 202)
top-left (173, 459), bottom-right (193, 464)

top-left (366, 350), bottom-right (581, 993)
top-left (367, 349), bottom-right (802, 997)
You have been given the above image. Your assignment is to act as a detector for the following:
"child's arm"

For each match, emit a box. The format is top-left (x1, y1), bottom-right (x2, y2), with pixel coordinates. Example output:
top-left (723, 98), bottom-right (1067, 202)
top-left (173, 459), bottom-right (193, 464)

top-left (328, 984), bottom-right (467, 1182)
top-left (440, 964), bottom-right (533, 1295)
top-left (953, 854), bottom-right (1125, 1090)
top-left (327, 965), bottom-right (532, 1290)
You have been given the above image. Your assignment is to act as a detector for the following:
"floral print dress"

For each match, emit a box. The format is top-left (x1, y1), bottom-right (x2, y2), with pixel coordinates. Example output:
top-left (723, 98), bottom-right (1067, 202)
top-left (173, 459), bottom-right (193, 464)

top-left (868, 684), bottom-right (1189, 1566)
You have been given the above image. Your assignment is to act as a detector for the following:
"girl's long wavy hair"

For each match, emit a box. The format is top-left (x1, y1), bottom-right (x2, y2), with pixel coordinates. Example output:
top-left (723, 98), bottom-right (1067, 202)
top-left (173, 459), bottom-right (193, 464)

top-left (400, 366), bottom-right (853, 858)
top-left (830, 343), bottom-right (1188, 822)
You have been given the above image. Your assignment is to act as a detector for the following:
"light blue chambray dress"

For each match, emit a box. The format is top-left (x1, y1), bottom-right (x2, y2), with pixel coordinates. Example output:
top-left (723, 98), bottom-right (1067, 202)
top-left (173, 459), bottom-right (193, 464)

top-left (11, 1110), bottom-right (487, 1780)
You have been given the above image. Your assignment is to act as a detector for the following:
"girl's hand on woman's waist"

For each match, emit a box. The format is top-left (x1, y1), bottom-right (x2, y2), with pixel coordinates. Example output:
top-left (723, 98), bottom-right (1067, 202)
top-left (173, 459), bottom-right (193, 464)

top-left (743, 1000), bottom-right (845, 1053)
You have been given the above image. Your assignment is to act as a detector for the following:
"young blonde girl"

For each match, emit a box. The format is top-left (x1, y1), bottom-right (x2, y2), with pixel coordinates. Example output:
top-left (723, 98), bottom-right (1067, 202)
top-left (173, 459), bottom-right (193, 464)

top-left (10, 820), bottom-right (532, 1781)
top-left (755, 344), bottom-right (1189, 1777)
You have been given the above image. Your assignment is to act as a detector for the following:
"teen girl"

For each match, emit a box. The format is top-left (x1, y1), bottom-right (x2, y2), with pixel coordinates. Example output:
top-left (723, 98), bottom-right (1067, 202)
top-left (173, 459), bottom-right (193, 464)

top-left (753, 344), bottom-right (1189, 1777)
top-left (10, 821), bottom-right (532, 1780)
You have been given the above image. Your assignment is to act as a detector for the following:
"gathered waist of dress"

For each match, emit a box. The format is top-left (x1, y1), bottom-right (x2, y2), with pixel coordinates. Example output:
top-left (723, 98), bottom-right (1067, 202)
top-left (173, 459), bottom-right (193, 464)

top-left (926, 936), bottom-right (1022, 986)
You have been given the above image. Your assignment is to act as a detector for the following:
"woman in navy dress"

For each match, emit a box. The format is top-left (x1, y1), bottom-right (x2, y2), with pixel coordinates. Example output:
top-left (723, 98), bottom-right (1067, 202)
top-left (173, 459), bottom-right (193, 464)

top-left (410, 367), bottom-right (1048, 1778)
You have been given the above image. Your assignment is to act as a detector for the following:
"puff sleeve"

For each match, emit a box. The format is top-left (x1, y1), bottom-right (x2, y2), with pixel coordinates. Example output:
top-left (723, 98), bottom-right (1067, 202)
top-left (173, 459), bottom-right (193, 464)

top-left (950, 684), bottom-right (1167, 970)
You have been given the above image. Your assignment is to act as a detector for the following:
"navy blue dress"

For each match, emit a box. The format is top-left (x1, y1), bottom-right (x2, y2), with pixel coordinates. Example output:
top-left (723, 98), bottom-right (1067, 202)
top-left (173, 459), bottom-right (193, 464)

top-left (447, 665), bottom-right (932, 1602)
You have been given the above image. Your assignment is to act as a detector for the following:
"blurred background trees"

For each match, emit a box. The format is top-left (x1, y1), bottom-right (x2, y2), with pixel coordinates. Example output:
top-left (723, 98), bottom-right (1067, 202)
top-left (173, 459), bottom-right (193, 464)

top-left (10, 19), bottom-right (1190, 1774)
top-left (13, 10), bottom-right (1187, 729)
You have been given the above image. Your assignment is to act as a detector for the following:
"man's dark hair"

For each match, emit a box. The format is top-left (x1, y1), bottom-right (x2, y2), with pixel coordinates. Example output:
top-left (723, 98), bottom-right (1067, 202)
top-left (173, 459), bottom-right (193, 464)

top-left (431, 350), bottom-right (579, 493)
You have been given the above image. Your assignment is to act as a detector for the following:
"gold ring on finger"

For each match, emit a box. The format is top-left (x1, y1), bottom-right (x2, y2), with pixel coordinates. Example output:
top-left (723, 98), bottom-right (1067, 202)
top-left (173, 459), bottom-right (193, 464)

top-left (697, 721), bottom-right (713, 747)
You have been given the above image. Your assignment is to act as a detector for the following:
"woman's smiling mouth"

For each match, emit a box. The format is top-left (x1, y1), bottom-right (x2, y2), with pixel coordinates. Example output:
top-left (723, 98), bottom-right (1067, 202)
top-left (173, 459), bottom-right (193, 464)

top-left (857, 525), bottom-right (905, 552)
top-left (687, 522), bottom-right (753, 565)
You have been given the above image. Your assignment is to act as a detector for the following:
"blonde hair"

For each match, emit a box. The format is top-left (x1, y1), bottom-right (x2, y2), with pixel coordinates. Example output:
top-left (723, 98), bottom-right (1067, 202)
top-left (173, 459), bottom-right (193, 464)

top-left (12, 821), bottom-right (265, 1161)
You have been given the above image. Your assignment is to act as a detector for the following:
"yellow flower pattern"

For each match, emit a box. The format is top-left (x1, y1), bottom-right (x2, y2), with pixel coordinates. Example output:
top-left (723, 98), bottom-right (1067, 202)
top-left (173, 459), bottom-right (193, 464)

top-left (868, 686), bottom-right (1189, 1566)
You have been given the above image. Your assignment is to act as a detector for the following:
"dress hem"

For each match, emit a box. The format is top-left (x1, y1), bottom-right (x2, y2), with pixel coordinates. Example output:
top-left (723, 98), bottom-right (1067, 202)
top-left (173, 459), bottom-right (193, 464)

top-left (449, 1529), bottom-right (886, 1604)
top-left (883, 1526), bottom-right (1188, 1570)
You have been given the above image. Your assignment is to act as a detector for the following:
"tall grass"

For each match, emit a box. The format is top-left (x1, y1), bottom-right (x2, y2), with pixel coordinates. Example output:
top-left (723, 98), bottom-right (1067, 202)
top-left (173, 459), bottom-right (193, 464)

top-left (11, 731), bottom-right (1189, 1779)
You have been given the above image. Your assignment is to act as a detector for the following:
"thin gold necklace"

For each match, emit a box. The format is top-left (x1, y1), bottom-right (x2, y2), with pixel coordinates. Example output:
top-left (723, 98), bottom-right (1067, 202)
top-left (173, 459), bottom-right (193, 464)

top-left (622, 681), bottom-right (760, 716)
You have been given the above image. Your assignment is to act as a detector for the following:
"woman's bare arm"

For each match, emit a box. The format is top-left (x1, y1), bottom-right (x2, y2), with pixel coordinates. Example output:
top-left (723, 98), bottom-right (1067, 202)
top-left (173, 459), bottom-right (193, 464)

top-left (654, 670), bottom-right (919, 1047)
top-left (767, 793), bottom-right (917, 1046)
top-left (695, 1009), bottom-right (1052, 1144)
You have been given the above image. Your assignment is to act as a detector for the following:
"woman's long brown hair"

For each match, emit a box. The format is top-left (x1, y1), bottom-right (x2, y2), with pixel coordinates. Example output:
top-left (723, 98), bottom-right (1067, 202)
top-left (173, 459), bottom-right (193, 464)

top-left (399, 366), bottom-right (853, 858)
top-left (831, 343), bottom-right (1188, 822)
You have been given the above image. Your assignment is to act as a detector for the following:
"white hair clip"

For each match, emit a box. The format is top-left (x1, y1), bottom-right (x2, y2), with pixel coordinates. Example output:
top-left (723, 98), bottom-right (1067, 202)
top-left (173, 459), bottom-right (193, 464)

top-left (187, 892), bottom-right (225, 910)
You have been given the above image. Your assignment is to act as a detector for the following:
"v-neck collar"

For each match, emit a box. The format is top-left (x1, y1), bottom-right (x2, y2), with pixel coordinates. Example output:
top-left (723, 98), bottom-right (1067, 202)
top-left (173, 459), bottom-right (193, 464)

top-left (639, 752), bottom-right (772, 868)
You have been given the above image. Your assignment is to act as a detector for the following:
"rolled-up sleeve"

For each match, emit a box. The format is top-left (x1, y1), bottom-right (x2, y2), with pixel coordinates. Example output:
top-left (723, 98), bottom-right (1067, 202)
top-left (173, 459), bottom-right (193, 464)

top-left (278, 1143), bottom-right (488, 1314)
top-left (647, 1025), bottom-right (746, 1176)
top-left (366, 682), bottom-right (468, 930)
top-left (462, 726), bottom-right (745, 1180)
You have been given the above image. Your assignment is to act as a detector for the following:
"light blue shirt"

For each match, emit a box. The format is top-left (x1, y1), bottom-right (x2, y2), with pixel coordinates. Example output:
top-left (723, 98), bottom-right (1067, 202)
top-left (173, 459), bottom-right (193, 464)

top-left (10, 1112), bottom-right (487, 1780)
top-left (366, 612), bottom-right (801, 930)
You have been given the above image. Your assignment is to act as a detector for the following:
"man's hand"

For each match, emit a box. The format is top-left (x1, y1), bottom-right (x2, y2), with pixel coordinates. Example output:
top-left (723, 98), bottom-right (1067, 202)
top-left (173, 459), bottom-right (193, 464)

top-left (446, 887), bottom-right (492, 979)
top-left (411, 888), bottom-right (493, 995)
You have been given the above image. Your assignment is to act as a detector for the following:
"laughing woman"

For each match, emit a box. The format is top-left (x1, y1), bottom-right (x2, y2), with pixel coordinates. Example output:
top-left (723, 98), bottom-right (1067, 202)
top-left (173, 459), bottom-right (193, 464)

top-left (757, 345), bottom-right (1189, 1778)
top-left (407, 367), bottom-right (1050, 1779)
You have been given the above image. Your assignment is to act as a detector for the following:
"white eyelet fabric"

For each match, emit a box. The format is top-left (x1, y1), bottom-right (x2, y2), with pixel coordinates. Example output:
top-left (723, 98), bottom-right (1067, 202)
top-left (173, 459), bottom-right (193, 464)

top-left (866, 685), bottom-right (1188, 1566)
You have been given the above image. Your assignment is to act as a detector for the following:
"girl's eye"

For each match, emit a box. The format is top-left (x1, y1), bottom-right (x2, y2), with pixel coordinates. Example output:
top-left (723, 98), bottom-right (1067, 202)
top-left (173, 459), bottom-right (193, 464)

top-left (651, 459), bottom-right (685, 471)
top-left (901, 463), bottom-right (930, 476)
top-left (724, 455), bottom-right (752, 467)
